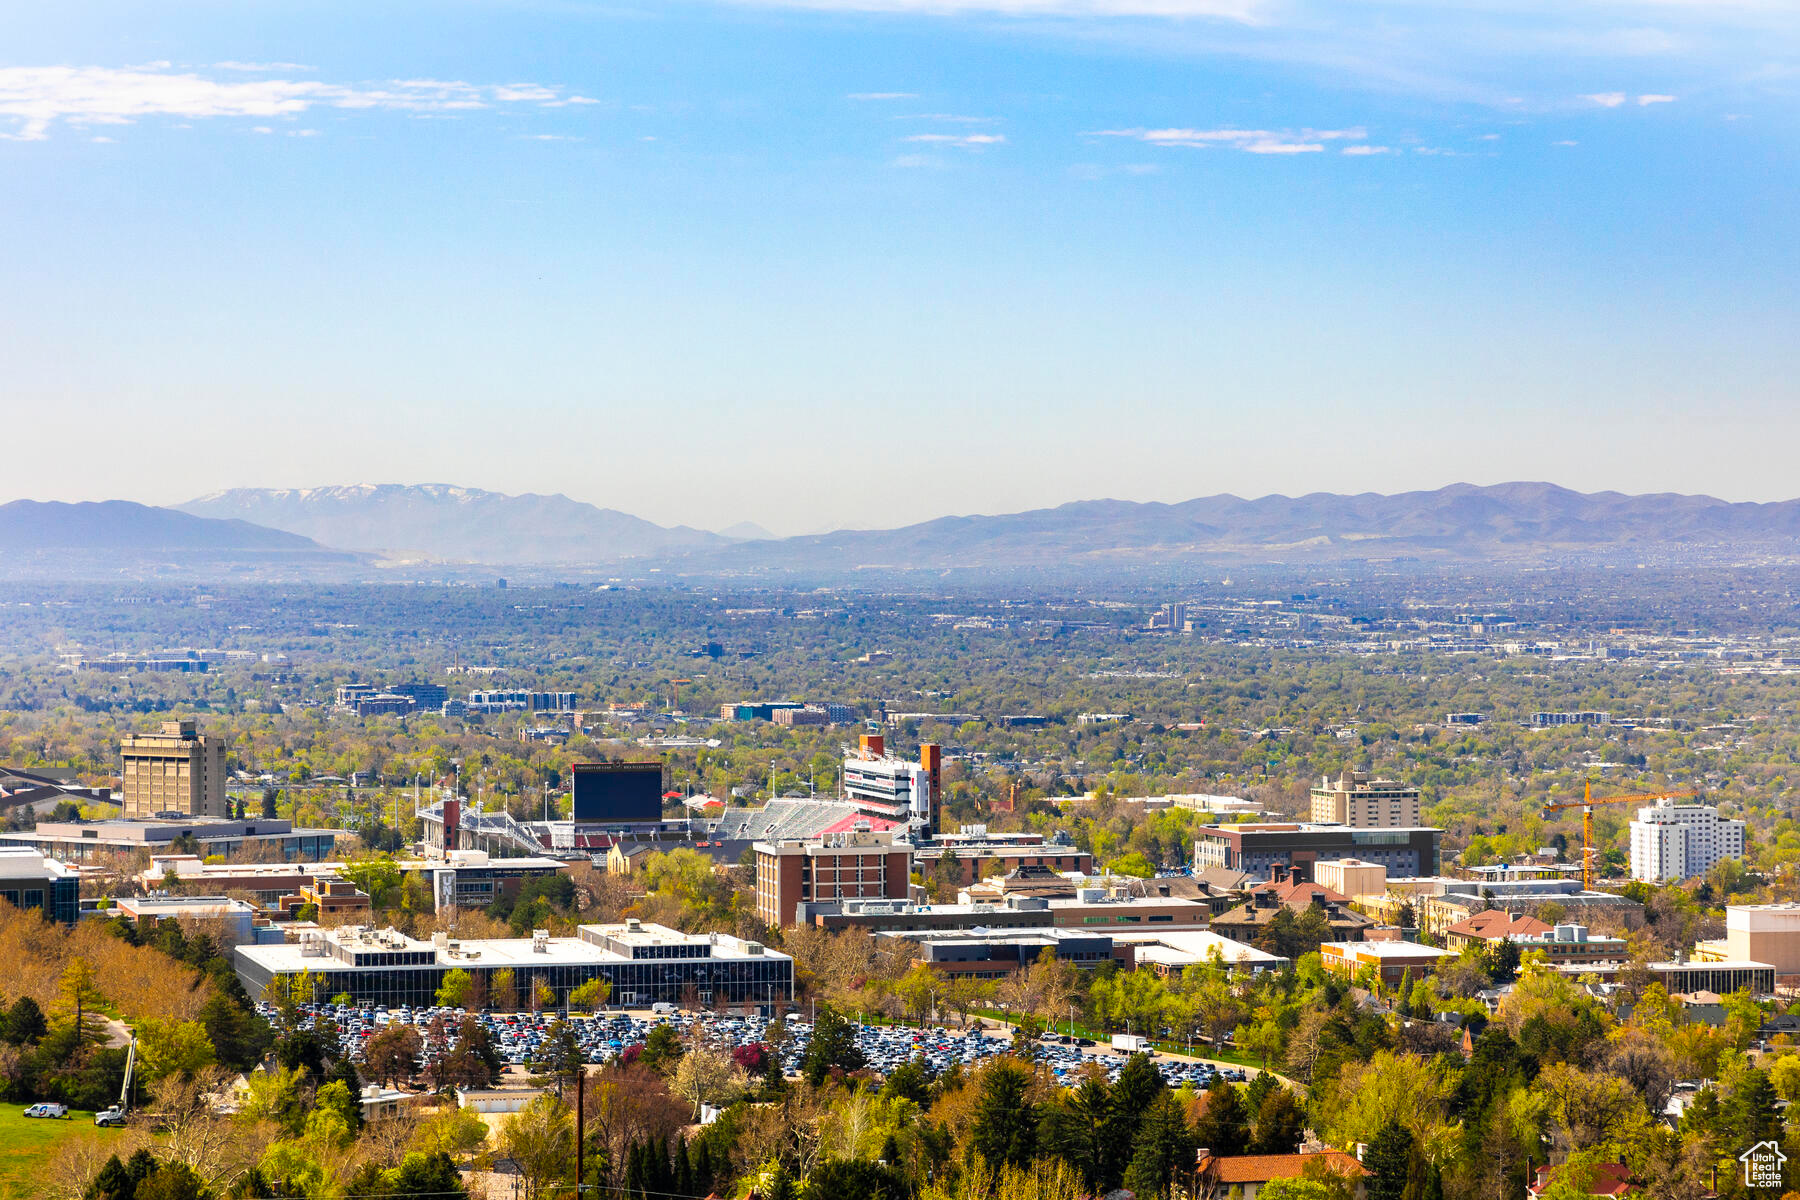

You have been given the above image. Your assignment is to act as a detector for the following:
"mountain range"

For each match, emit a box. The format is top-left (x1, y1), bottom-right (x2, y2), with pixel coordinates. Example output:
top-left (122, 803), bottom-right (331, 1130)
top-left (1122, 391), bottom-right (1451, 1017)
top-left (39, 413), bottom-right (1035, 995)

top-left (0, 500), bottom-right (341, 556)
top-left (10, 482), bottom-right (1800, 577)
top-left (178, 484), bottom-right (726, 565)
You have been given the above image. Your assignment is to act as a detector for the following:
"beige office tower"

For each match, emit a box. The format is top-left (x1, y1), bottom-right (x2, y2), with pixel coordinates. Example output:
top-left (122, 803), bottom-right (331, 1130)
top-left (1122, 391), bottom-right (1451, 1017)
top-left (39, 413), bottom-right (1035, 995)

top-left (121, 720), bottom-right (227, 818)
top-left (1309, 770), bottom-right (1421, 827)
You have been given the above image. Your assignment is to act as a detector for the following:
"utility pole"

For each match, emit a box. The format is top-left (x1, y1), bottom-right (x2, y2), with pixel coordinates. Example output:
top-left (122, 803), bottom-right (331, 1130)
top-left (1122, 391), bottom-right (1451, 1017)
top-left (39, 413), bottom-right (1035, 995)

top-left (574, 1066), bottom-right (585, 1196)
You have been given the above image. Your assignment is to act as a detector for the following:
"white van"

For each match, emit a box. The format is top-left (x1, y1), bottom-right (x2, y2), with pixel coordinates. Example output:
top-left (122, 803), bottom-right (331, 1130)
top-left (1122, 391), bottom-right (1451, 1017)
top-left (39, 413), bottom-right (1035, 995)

top-left (651, 1002), bottom-right (678, 1016)
top-left (23, 1103), bottom-right (69, 1119)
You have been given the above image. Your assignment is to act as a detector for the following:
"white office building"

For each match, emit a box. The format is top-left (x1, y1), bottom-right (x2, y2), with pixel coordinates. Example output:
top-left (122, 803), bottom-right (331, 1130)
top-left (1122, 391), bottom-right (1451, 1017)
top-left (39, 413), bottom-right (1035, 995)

top-left (1630, 799), bottom-right (1745, 883)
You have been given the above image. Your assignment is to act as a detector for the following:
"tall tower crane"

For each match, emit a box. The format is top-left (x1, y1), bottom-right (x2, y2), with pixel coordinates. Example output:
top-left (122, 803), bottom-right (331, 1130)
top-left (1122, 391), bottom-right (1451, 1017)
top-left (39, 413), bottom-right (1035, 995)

top-left (1541, 781), bottom-right (1695, 890)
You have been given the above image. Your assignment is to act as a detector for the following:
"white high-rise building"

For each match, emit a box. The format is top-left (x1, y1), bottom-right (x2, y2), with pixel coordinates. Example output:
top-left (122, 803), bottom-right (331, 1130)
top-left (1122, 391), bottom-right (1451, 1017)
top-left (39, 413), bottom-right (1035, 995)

top-left (1630, 799), bottom-right (1745, 883)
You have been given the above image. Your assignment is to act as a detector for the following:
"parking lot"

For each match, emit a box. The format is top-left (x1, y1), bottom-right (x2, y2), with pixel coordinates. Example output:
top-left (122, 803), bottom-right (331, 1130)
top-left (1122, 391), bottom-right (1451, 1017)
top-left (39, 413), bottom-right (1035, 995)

top-left (261, 1002), bottom-right (1251, 1091)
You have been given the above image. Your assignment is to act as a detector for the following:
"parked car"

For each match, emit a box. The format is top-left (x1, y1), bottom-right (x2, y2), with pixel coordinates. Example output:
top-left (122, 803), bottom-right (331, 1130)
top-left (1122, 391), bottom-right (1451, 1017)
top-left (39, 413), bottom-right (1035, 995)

top-left (23, 1103), bottom-right (70, 1119)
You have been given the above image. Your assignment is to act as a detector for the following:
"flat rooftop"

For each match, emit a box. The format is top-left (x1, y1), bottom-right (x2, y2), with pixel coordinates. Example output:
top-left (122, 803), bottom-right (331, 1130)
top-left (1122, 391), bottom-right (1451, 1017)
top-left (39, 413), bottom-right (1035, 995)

top-left (1321, 940), bottom-right (1458, 959)
top-left (235, 921), bottom-right (787, 975)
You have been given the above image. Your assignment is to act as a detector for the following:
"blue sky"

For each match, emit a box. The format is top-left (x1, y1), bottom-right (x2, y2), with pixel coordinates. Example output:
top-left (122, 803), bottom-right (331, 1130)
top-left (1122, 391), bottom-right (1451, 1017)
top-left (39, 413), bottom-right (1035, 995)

top-left (3, 1), bottom-right (1796, 535)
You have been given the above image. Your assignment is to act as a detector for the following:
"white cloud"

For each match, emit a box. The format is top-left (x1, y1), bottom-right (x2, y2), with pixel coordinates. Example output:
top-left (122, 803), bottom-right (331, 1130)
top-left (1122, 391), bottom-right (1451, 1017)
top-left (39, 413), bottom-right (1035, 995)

top-left (1341, 143), bottom-right (1391, 154)
top-left (848, 92), bottom-right (918, 101)
top-left (89, 135), bottom-right (114, 143)
top-left (1553, 138), bottom-right (1579, 145)
top-left (902, 131), bottom-right (1006, 146)
top-left (0, 64), bottom-right (598, 141)
top-left (1092, 125), bottom-right (1364, 154)
top-left (520, 133), bottom-right (582, 141)
top-left (1582, 91), bottom-right (1628, 106)
top-left (251, 125), bottom-right (274, 134)
top-left (1637, 92), bottom-right (1677, 104)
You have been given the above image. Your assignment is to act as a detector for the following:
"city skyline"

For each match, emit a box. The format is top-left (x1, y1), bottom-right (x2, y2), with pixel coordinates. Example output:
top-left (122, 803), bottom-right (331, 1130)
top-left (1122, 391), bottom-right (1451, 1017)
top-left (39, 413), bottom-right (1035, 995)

top-left (3, 1), bottom-right (1796, 535)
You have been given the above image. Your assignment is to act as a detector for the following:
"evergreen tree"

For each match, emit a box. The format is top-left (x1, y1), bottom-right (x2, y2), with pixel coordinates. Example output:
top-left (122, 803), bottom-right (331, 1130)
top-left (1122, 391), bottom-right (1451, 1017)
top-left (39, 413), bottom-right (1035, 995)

top-left (800, 1005), bottom-right (866, 1086)
top-left (1191, 1078), bottom-right (1250, 1157)
top-left (1122, 1091), bottom-right (1197, 1200)
top-left (1250, 1086), bottom-right (1306, 1155)
top-left (799, 1160), bottom-right (904, 1200)
top-left (763, 1164), bottom-right (797, 1200)
top-left (1106, 1052), bottom-right (1167, 1158)
top-left (1363, 1120), bottom-right (1415, 1200)
top-left (969, 1060), bottom-right (1037, 1173)
top-left (1039, 1075), bottom-right (1116, 1191)
top-left (5, 996), bottom-right (46, 1045)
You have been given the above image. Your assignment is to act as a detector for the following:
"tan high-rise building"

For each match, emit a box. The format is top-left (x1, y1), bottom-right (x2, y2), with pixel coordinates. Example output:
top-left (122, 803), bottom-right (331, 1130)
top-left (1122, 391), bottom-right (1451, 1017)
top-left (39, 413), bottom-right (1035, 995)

top-left (1309, 770), bottom-right (1420, 828)
top-left (121, 720), bottom-right (227, 819)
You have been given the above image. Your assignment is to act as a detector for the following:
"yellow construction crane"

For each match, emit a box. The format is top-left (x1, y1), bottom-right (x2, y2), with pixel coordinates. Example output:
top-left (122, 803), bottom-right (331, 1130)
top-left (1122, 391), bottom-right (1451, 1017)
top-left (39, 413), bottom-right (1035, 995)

top-left (1542, 781), bottom-right (1695, 890)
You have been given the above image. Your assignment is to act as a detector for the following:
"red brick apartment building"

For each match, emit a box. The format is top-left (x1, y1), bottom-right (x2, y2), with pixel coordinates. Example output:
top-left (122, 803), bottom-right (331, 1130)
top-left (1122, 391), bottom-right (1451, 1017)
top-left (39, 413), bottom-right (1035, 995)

top-left (753, 828), bottom-right (911, 926)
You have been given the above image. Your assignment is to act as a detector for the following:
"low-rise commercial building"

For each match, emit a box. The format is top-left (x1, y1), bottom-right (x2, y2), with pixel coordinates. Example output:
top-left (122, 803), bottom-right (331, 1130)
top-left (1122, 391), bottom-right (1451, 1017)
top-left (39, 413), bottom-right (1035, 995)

top-left (1115, 930), bottom-right (1290, 976)
top-left (234, 919), bottom-right (793, 1012)
top-left (1, 816), bottom-right (341, 863)
top-left (1194, 824), bottom-right (1441, 880)
top-left (1558, 958), bottom-right (1776, 997)
top-left (879, 927), bottom-right (1118, 980)
top-left (1319, 940), bottom-right (1458, 988)
top-left (1695, 904), bottom-right (1800, 975)
top-left (112, 895), bottom-right (258, 942)
top-left (916, 829), bottom-right (1093, 887)
top-left (0, 846), bottom-right (80, 923)
top-left (1210, 870), bottom-right (1376, 943)
top-left (1312, 859), bottom-right (1387, 899)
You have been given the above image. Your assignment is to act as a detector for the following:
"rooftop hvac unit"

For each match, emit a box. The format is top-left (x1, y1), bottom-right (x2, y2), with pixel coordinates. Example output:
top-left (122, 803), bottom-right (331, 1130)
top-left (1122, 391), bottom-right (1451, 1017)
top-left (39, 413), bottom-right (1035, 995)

top-left (532, 929), bottom-right (550, 953)
top-left (746, 942), bottom-right (764, 955)
top-left (626, 917), bottom-right (642, 931)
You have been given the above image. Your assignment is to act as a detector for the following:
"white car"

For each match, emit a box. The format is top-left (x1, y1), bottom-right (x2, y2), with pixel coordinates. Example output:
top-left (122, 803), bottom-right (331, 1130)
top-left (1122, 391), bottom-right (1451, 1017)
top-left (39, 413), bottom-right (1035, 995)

top-left (23, 1103), bottom-right (69, 1119)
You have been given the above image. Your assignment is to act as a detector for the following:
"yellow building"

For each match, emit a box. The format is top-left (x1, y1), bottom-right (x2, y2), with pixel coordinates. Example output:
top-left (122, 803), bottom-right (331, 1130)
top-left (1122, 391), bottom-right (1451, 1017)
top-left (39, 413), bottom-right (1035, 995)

top-left (121, 720), bottom-right (227, 819)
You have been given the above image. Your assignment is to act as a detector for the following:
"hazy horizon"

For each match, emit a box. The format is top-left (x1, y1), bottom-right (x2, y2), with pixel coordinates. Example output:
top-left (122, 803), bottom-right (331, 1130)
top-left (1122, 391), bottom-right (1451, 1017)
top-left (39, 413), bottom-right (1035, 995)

top-left (5, 1), bottom-right (1796, 536)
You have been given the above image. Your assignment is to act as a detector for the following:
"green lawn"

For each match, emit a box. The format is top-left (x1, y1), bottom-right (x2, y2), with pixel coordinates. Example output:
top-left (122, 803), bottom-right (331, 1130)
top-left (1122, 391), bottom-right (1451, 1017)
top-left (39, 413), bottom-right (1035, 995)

top-left (0, 1103), bottom-right (105, 1200)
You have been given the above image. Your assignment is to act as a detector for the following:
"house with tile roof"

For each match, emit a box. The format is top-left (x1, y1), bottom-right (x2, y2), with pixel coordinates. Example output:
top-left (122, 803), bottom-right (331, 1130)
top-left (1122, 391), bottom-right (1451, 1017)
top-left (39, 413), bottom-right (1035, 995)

top-left (1195, 1150), bottom-right (1368, 1199)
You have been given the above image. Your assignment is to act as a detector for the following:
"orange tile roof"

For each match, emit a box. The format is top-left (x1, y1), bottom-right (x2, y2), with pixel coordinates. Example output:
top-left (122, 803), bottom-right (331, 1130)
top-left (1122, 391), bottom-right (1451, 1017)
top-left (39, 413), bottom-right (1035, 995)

top-left (1199, 1151), bottom-right (1368, 1183)
top-left (1447, 911), bottom-right (1551, 940)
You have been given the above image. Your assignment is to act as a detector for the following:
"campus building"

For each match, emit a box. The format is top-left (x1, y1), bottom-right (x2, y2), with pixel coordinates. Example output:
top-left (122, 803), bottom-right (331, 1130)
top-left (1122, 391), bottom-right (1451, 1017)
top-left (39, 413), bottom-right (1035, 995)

top-left (753, 827), bottom-right (911, 926)
top-left (233, 919), bottom-right (793, 1012)
top-left (1308, 771), bottom-right (1421, 828)
top-left (1193, 824), bottom-right (1442, 881)
top-left (877, 927), bottom-right (1119, 980)
top-left (1318, 940), bottom-right (1458, 988)
top-left (0, 846), bottom-right (80, 924)
top-left (121, 720), bottom-right (227, 819)
top-left (0, 816), bottom-right (342, 863)
top-left (1695, 904), bottom-right (1800, 975)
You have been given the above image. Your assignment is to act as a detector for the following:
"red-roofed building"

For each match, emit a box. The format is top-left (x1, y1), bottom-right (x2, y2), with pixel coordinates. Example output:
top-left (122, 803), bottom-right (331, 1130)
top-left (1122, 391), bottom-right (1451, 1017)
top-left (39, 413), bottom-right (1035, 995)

top-left (1527, 1161), bottom-right (1632, 1197)
top-left (1210, 866), bottom-right (1377, 943)
top-left (1196, 1150), bottom-right (1368, 1199)
top-left (1444, 910), bottom-right (1551, 951)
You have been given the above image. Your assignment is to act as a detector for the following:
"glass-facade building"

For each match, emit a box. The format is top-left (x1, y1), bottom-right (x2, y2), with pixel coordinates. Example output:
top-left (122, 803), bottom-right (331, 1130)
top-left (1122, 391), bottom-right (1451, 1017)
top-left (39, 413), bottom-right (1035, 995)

top-left (234, 921), bottom-right (793, 1013)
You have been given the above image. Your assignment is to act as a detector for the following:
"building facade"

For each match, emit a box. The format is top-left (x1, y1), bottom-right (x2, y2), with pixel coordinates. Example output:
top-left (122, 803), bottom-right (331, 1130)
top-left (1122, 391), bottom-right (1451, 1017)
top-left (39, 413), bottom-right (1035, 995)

top-left (1630, 800), bottom-right (1746, 883)
top-left (753, 828), bottom-right (912, 926)
top-left (1194, 824), bottom-right (1441, 880)
top-left (0, 847), bottom-right (80, 923)
top-left (1309, 771), bottom-right (1421, 827)
top-left (234, 920), bottom-right (793, 1012)
top-left (121, 720), bottom-right (227, 819)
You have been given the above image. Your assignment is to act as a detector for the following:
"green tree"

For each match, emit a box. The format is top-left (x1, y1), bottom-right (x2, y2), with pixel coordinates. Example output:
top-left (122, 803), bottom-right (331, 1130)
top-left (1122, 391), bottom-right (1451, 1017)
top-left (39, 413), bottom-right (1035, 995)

top-left (1362, 1120), bottom-right (1415, 1200)
top-left (1251, 1086), bottom-right (1307, 1155)
top-left (969, 1060), bottom-right (1037, 1173)
top-left (1191, 1078), bottom-right (1250, 1157)
top-left (5, 996), bottom-right (47, 1045)
top-left (499, 1093), bottom-right (575, 1200)
top-left (1122, 1091), bottom-right (1196, 1200)
top-left (640, 1024), bottom-right (684, 1074)
top-left (136, 1019), bottom-right (216, 1083)
top-left (435, 968), bottom-right (475, 1010)
top-left (801, 1005), bottom-right (866, 1086)
top-left (799, 1160), bottom-right (905, 1200)
top-left (569, 978), bottom-right (612, 1012)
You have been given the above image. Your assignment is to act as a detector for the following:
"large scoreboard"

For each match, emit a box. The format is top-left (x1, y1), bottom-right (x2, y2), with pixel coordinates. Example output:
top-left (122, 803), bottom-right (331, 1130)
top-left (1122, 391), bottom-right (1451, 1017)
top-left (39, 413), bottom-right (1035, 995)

top-left (572, 761), bottom-right (664, 823)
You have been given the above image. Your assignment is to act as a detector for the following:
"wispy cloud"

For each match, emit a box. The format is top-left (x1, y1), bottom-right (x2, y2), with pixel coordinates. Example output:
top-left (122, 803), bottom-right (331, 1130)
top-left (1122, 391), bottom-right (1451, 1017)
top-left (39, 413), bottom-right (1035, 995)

top-left (1582, 91), bottom-right (1629, 106)
top-left (1340, 143), bottom-right (1391, 155)
top-left (1581, 90), bottom-right (1678, 108)
top-left (1637, 93), bottom-right (1677, 104)
top-left (902, 131), bottom-right (1006, 146)
top-left (848, 91), bottom-right (918, 101)
top-left (0, 65), bottom-right (598, 141)
top-left (1091, 125), bottom-right (1365, 154)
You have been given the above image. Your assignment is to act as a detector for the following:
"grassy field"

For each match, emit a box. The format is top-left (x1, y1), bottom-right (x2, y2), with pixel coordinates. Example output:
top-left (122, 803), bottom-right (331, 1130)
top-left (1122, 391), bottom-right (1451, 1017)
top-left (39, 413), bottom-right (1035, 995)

top-left (0, 1103), bottom-right (104, 1200)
